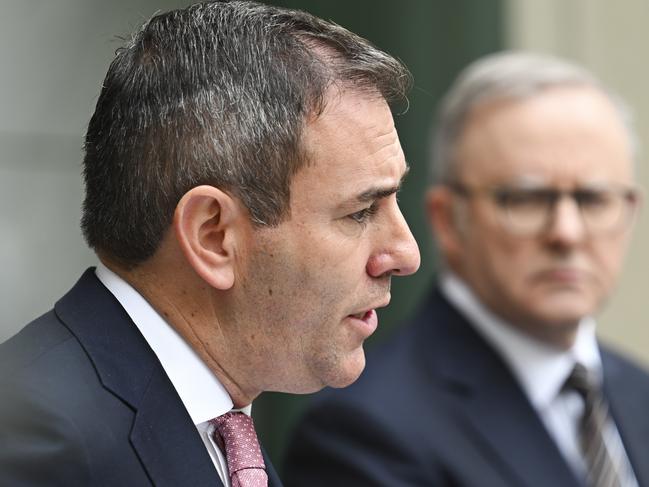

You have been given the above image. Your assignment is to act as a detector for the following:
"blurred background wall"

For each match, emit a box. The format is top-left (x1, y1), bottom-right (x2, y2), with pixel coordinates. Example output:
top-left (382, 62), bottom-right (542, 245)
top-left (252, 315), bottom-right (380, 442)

top-left (0, 0), bottom-right (196, 341)
top-left (0, 0), bottom-right (646, 469)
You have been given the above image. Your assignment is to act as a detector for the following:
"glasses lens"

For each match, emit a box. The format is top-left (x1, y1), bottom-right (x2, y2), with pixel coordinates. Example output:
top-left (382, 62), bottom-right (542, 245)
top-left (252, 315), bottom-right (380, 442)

top-left (455, 181), bottom-right (639, 237)
top-left (578, 188), bottom-right (637, 233)
top-left (493, 188), bottom-right (554, 235)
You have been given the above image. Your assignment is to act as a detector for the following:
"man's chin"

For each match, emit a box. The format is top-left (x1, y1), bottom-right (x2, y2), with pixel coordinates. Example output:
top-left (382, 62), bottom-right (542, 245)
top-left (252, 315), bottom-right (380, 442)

top-left (520, 307), bottom-right (590, 348)
top-left (324, 354), bottom-right (367, 390)
top-left (539, 299), bottom-right (595, 323)
top-left (282, 353), bottom-right (367, 394)
top-left (525, 288), bottom-right (593, 319)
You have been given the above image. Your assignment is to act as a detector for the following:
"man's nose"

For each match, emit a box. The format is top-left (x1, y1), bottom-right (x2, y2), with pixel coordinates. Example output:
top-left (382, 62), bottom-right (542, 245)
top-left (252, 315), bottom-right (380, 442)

top-left (545, 195), bottom-right (587, 245)
top-left (366, 205), bottom-right (420, 278)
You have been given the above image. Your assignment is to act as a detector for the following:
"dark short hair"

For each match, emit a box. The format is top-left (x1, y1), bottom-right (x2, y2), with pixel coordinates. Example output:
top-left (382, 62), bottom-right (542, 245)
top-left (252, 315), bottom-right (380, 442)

top-left (81, 0), bottom-right (411, 268)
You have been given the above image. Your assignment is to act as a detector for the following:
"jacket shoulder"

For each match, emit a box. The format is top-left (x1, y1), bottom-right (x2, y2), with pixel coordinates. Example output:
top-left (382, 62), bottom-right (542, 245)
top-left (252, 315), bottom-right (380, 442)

top-left (0, 310), bottom-right (75, 379)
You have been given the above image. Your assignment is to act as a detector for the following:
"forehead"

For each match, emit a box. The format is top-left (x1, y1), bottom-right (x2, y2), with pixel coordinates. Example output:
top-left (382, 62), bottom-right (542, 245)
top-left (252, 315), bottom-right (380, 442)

top-left (292, 89), bottom-right (406, 204)
top-left (456, 86), bottom-right (634, 185)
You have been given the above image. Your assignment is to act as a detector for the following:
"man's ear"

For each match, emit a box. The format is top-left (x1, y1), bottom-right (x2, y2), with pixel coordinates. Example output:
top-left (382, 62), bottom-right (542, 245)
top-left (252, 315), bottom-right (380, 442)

top-left (173, 185), bottom-right (246, 290)
top-left (425, 185), bottom-right (465, 260)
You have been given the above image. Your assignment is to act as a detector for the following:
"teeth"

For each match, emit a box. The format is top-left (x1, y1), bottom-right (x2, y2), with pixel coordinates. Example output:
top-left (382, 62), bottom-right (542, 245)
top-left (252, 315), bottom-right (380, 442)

top-left (352, 312), bottom-right (365, 319)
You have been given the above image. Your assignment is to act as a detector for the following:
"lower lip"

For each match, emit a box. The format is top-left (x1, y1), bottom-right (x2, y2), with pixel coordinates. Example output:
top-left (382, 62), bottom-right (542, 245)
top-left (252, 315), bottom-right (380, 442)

top-left (537, 269), bottom-right (582, 284)
top-left (346, 309), bottom-right (378, 338)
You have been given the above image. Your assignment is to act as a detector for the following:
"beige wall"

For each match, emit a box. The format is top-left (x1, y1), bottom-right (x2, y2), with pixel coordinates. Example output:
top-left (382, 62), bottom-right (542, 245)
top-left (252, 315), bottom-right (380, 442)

top-left (505, 0), bottom-right (649, 365)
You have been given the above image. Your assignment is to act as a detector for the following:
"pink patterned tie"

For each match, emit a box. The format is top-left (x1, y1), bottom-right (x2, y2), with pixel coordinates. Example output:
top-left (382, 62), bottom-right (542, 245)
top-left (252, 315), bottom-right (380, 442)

top-left (211, 412), bottom-right (268, 487)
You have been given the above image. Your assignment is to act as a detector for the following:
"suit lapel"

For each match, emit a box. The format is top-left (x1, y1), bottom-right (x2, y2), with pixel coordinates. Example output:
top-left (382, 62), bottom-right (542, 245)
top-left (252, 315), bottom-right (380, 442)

top-left (422, 292), bottom-right (582, 487)
top-left (263, 448), bottom-right (284, 487)
top-left (602, 350), bottom-right (649, 486)
top-left (55, 269), bottom-right (221, 486)
top-left (130, 366), bottom-right (223, 487)
top-left (131, 373), bottom-right (283, 487)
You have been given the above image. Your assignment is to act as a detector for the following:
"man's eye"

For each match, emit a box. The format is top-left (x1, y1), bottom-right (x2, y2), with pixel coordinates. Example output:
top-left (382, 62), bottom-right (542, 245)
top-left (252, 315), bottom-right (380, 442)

top-left (348, 204), bottom-right (379, 224)
top-left (575, 189), bottom-right (611, 208)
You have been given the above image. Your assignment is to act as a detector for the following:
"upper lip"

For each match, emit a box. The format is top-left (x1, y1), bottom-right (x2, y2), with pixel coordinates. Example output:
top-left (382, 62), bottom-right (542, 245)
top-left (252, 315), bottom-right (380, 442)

top-left (348, 296), bottom-right (391, 317)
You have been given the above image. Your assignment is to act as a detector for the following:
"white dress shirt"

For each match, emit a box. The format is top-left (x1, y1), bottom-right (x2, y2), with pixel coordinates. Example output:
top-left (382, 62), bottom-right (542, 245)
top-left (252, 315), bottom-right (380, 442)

top-left (96, 263), bottom-right (247, 487)
top-left (440, 272), bottom-right (637, 485)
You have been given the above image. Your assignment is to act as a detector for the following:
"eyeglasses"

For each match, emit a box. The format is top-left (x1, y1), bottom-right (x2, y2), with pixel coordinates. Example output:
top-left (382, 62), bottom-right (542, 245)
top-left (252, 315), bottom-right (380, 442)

top-left (448, 181), bottom-right (641, 237)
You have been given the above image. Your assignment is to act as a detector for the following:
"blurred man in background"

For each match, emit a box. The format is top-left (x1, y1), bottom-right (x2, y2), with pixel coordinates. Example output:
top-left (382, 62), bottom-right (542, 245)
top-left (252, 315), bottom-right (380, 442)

top-left (285, 51), bottom-right (649, 487)
top-left (0, 2), bottom-right (420, 485)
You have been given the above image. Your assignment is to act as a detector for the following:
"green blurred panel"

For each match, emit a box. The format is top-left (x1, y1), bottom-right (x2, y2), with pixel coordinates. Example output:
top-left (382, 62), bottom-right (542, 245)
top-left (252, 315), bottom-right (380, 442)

top-left (254, 0), bottom-right (504, 469)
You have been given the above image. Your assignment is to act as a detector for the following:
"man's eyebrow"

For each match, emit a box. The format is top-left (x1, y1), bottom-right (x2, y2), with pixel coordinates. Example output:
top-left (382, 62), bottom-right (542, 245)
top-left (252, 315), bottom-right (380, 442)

top-left (356, 165), bottom-right (410, 202)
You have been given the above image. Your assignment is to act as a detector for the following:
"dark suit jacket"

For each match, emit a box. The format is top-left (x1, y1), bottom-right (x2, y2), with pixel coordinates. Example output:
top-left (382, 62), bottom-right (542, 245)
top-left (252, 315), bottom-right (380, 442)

top-left (0, 268), bottom-right (283, 487)
top-left (284, 288), bottom-right (649, 487)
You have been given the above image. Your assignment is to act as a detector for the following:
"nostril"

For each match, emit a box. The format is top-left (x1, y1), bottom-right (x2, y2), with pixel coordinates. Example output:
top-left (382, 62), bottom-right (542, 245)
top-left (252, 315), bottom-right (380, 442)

top-left (394, 244), bottom-right (421, 277)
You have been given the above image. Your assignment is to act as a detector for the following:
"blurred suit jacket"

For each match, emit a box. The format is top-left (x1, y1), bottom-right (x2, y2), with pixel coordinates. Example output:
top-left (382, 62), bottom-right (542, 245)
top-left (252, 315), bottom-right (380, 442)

top-left (284, 288), bottom-right (649, 487)
top-left (0, 268), bottom-right (283, 487)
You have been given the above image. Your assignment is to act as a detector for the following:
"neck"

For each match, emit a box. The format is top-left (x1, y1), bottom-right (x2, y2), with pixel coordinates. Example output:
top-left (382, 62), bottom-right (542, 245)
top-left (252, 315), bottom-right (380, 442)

top-left (101, 256), bottom-right (262, 408)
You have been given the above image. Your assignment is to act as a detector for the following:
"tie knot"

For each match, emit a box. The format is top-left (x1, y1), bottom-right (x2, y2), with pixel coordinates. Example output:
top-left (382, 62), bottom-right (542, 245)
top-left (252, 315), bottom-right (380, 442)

top-left (211, 412), bottom-right (266, 474)
top-left (563, 362), bottom-right (599, 399)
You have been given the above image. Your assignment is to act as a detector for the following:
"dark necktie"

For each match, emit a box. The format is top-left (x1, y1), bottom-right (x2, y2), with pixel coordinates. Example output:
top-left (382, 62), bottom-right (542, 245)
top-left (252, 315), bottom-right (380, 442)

top-left (211, 412), bottom-right (268, 487)
top-left (564, 363), bottom-right (628, 487)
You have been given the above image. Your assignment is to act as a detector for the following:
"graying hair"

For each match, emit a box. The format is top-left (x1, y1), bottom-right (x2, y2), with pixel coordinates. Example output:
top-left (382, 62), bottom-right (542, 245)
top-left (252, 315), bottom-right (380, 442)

top-left (431, 50), bottom-right (636, 183)
top-left (81, 0), bottom-right (412, 269)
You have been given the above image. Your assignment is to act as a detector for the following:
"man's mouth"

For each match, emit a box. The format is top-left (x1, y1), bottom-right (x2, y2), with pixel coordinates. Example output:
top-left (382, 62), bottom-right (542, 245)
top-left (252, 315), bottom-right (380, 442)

top-left (536, 267), bottom-right (585, 284)
top-left (349, 310), bottom-right (372, 320)
top-left (345, 309), bottom-right (379, 338)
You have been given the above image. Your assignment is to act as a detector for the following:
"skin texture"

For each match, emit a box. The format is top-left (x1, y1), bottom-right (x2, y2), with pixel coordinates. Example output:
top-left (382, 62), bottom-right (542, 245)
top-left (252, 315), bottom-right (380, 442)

top-left (227, 89), bottom-right (421, 396)
top-left (119, 88), bottom-right (420, 406)
top-left (428, 86), bottom-right (636, 349)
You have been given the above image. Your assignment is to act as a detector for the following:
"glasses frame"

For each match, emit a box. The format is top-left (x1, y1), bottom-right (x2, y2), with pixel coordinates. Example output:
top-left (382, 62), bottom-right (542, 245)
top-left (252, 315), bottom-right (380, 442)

top-left (447, 180), bottom-right (642, 237)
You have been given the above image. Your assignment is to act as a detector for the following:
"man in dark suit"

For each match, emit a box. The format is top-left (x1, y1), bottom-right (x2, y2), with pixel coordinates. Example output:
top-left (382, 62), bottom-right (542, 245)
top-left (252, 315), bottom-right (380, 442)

top-left (284, 52), bottom-right (649, 486)
top-left (0, 2), bottom-right (420, 485)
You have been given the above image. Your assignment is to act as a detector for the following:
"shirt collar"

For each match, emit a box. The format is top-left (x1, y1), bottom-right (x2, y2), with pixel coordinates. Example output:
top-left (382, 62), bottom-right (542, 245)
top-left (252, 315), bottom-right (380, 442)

top-left (440, 272), bottom-right (602, 410)
top-left (95, 263), bottom-right (250, 424)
